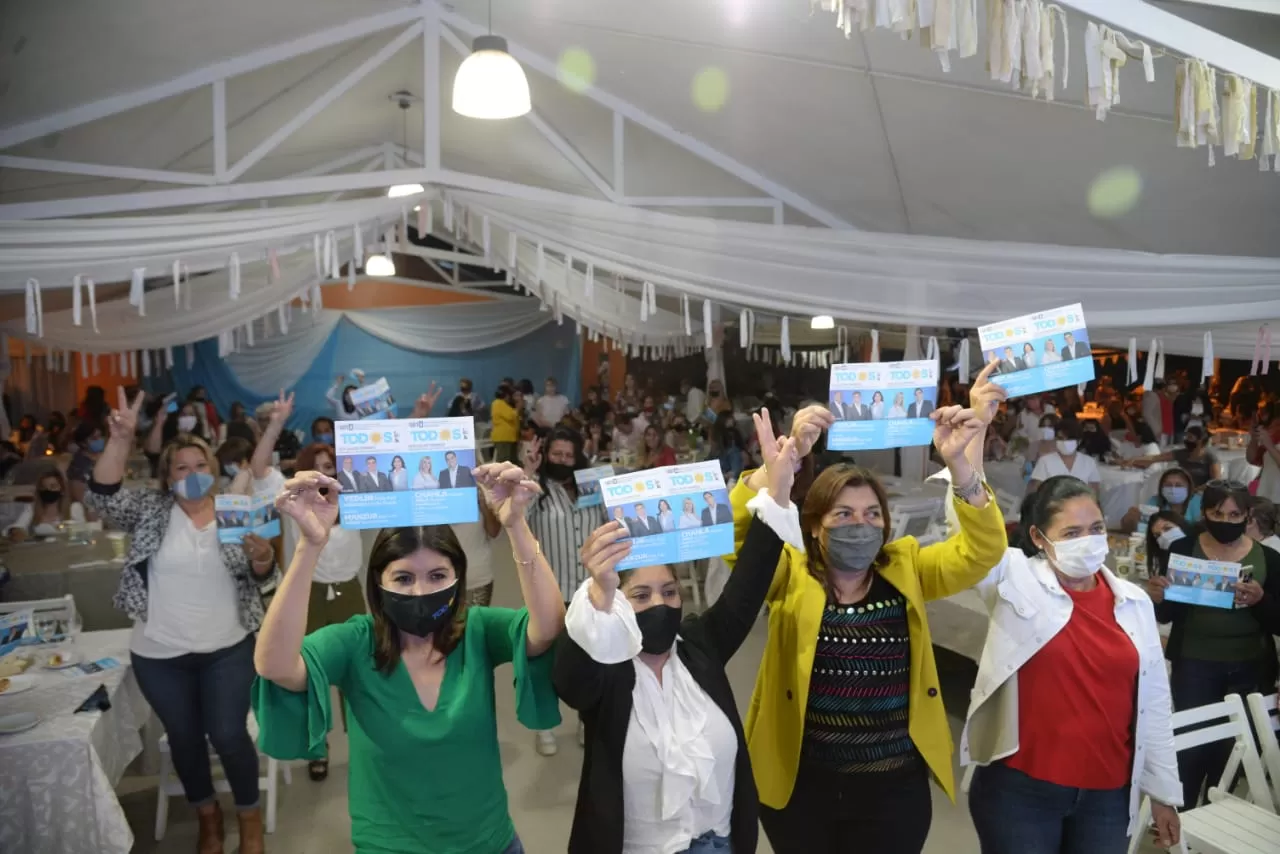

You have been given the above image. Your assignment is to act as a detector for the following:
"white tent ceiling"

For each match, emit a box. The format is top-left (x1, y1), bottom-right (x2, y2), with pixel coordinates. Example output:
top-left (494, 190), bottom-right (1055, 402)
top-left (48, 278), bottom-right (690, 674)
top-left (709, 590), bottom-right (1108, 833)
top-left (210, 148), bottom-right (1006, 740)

top-left (0, 0), bottom-right (1278, 363)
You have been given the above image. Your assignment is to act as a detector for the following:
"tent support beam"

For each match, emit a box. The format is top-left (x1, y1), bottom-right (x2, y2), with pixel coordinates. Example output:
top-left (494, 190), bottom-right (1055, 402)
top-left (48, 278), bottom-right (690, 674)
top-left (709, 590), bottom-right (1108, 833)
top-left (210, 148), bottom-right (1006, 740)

top-left (423, 4), bottom-right (441, 174)
top-left (212, 81), bottom-right (227, 180)
top-left (613, 113), bottom-right (625, 197)
top-left (439, 25), bottom-right (616, 201)
top-left (0, 5), bottom-right (425, 151)
top-left (0, 155), bottom-right (216, 186)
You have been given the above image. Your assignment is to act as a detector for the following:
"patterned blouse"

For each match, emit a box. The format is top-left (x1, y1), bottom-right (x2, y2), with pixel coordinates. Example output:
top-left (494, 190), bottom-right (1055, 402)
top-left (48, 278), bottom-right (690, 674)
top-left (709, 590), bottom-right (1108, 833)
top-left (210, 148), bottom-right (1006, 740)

top-left (800, 573), bottom-right (919, 774)
top-left (525, 479), bottom-right (604, 600)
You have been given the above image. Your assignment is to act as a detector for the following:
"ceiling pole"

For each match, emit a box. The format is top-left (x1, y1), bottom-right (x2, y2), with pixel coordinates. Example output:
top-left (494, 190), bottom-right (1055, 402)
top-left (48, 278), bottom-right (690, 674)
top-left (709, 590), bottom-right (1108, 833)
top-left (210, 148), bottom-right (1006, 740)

top-left (0, 156), bottom-right (216, 185)
top-left (322, 154), bottom-right (387, 203)
top-left (423, 4), bottom-right (441, 174)
top-left (612, 113), bottom-right (625, 198)
top-left (212, 80), bottom-right (228, 181)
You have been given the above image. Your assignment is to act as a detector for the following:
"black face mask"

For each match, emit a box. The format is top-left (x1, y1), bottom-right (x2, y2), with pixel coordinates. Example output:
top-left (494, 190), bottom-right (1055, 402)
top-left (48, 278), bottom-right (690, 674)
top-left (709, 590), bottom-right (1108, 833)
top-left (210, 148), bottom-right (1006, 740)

top-left (1204, 518), bottom-right (1248, 545)
top-left (1184, 439), bottom-right (1199, 451)
top-left (38, 489), bottom-right (62, 505)
top-left (379, 583), bottom-right (457, 638)
top-left (544, 462), bottom-right (575, 482)
top-left (635, 604), bottom-right (682, 654)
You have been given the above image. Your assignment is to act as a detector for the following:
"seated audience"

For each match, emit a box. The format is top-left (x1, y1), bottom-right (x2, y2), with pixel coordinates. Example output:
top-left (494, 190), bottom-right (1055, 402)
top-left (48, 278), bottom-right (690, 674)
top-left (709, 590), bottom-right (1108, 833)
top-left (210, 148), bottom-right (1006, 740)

top-left (1131, 424), bottom-right (1221, 488)
top-left (1028, 420), bottom-right (1100, 496)
top-left (7, 467), bottom-right (86, 541)
top-left (1120, 467), bottom-right (1202, 533)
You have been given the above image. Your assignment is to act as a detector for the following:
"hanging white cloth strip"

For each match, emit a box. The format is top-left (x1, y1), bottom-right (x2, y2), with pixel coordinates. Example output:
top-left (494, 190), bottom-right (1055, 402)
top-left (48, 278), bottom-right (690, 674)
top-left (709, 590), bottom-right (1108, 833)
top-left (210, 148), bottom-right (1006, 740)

top-left (682, 295), bottom-right (692, 336)
top-left (640, 282), bottom-right (651, 323)
top-left (535, 243), bottom-right (545, 283)
top-left (128, 267), bottom-right (146, 317)
top-left (702, 300), bottom-right (713, 349)
top-left (142, 349), bottom-right (151, 377)
top-left (229, 253), bottom-right (241, 300)
top-left (1259, 89), bottom-right (1279, 171)
top-left (958, 338), bottom-right (971, 383)
top-left (313, 234), bottom-right (322, 278)
top-left (25, 278), bottom-right (42, 337)
top-left (171, 260), bottom-right (186, 308)
top-left (1154, 341), bottom-right (1166, 380)
top-left (1127, 337), bottom-right (1138, 383)
top-left (1202, 331), bottom-right (1214, 379)
top-left (740, 309), bottom-right (755, 349)
top-left (781, 317), bottom-right (792, 361)
top-left (926, 335), bottom-right (939, 365)
top-left (128, 350), bottom-right (137, 378)
top-left (836, 325), bottom-right (849, 363)
top-left (482, 216), bottom-right (492, 260)
top-left (870, 328), bottom-right (880, 362)
top-left (443, 196), bottom-right (454, 232)
top-left (353, 224), bottom-right (364, 267)
top-left (1143, 339), bottom-right (1158, 391)
top-left (585, 262), bottom-right (594, 302)
top-left (79, 352), bottom-right (88, 378)
top-left (1251, 325), bottom-right (1272, 375)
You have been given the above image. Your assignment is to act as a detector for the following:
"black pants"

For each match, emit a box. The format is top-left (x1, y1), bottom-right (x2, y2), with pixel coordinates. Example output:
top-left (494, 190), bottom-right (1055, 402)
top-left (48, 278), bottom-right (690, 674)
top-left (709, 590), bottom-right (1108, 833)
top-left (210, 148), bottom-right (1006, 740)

top-left (1169, 656), bottom-right (1266, 807)
top-left (759, 762), bottom-right (932, 854)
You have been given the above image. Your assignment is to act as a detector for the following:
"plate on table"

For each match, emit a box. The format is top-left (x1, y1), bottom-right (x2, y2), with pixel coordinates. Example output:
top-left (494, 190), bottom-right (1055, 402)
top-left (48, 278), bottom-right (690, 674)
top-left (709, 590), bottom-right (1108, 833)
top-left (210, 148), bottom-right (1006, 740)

top-left (0, 674), bottom-right (37, 696)
top-left (42, 651), bottom-right (79, 670)
top-left (0, 712), bottom-right (40, 734)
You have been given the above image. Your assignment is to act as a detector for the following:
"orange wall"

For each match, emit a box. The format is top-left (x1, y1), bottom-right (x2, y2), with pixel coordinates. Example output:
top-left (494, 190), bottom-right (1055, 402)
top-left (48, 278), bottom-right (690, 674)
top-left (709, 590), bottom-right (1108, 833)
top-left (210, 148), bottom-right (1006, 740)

top-left (321, 280), bottom-right (493, 310)
top-left (582, 337), bottom-right (626, 401)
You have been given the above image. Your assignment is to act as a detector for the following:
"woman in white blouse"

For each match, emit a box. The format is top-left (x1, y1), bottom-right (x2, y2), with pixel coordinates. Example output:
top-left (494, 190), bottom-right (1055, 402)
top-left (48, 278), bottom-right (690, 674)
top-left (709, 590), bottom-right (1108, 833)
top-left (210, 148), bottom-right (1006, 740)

top-left (1041, 339), bottom-right (1063, 364)
top-left (887, 391), bottom-right (908, 419)
top-left (413, 456), bottom-right (440, 490)
top-left (679, 497), bottom-right (702, 530)
top-left (7, 467), bottom-right (86, 541)
top-left (554, 412), bottom-right (799, 854)
top-left (389, 455), bottom-right (409, 491)
top-left (870, 391), bottom-right (885, 420)
top-left (1028, 419), bottom-right (1101, 496)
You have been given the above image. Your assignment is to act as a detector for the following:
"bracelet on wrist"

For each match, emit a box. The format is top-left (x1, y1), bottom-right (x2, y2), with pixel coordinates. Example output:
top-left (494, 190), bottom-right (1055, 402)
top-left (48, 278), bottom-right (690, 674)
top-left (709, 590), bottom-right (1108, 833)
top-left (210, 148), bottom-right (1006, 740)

top-left (513, 541), bottom-right (542, 568)
top-left (951, 471), bottom-right (985, 504)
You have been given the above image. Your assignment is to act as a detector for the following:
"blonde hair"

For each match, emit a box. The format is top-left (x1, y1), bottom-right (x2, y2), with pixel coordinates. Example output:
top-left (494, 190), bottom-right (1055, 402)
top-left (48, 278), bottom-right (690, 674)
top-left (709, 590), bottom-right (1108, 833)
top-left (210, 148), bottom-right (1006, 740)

top-left (158, 433), bottom-right (218, 494)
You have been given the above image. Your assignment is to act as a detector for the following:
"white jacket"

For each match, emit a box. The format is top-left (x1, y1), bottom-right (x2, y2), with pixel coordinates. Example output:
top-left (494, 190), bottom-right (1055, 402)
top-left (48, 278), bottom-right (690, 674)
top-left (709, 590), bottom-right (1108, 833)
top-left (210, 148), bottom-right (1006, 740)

top-left (960, 549), bottom-right (1183, 836)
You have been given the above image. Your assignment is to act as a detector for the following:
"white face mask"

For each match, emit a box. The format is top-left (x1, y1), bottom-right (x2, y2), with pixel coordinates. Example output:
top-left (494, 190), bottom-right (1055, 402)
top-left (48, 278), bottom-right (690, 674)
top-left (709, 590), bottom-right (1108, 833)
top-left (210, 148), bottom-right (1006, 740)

top-left (1057, 439), bottom-right (1078, 456)
top-left (177, 415), bottom-right (198, 433)
top-left (1156, 527), bottom-right (1186, 550)
top-left (1191, 403), bottom-right (1204, 415)
top-left (1044, 534), bottom-right (1109, 579)
top-left (1041, 426), bottom-right (1056, 441)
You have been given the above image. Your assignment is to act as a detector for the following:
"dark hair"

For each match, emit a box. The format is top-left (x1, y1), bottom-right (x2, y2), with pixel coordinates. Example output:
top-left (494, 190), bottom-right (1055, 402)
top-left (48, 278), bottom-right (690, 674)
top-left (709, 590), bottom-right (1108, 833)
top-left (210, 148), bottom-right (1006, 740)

top-left (712, 412), bottom-right (744, 451)
top-left (215, 437), bottom-right (253, 469)
top-left (537, 426), bottom-right (589, 505)
top-left (1251, 496), bottom-right (1278, 538)
top-left (366, 526), bottom-right (469, 673)
top-left (1202, 480), bottom-right (1250, 516)
top-left (1038, 412), bottom-right (1061, 430)
top-left (391, 455), bottom-right (406, 469)
top-left (1146, 510), bottom-right (1193, 576)
top-left (311, 416), bottom-right (335, 436)
top-left (800, 464), bottom-right (893, 586)
top-left (1027, 475), bottom-right (1099, 546)
top-left (342, 385), bottom-right (358, 414)
top-left (229, 401), bottom-right (247, 420)
top-left (494, 382), bottom-right (514, 403)
top-left (1131, 418), bottom-right (1157, 447)
top-left (1156, 467), bottom-right (1194, 509)
top-left (518, 378), bottom-right (535, 395)
top-left (72, 418), bottom-right (104, 446)
top-left (1055, 419), bottom-right (1081, 441)
top-left (1015, 492), bottom-right (1042, 557)
top-left (295, 442), bottom-right (334, 473)
top-left (1184, 423), bottom-right (1206, 443)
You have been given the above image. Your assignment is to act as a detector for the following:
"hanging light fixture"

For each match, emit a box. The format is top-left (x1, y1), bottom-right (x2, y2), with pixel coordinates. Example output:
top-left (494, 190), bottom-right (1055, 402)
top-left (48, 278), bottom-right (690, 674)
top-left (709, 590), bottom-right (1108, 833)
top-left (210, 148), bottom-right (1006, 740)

top-left (388, 183), bottom-right (424, 198)
top-left (811, 315), bottom-right (834, 330)
top-left (365, 254), bottom-right (396, 277)
top-left (452, 0), bottom-right (531, 119)
top-left (387, 91), bottom-right (426, 198)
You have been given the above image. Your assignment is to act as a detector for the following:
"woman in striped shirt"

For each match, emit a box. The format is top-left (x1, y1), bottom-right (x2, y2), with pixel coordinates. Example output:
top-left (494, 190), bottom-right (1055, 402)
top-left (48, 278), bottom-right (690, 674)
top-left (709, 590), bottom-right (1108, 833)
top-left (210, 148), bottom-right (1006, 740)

top-left (524, 425), bottom-right (605, 756)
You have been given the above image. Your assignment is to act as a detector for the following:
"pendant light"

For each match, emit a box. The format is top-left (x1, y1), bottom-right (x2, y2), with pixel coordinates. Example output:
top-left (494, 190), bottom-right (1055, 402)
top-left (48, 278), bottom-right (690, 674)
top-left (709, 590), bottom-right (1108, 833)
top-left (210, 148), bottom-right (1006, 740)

top-left (452, 0), bottom-right (531, 119)
top-left (811, 315), bottom-right (834, 330)
top-left (387, 91), bottom-right (425, 198)
top-left (365, 253), bottom-right (396, 277)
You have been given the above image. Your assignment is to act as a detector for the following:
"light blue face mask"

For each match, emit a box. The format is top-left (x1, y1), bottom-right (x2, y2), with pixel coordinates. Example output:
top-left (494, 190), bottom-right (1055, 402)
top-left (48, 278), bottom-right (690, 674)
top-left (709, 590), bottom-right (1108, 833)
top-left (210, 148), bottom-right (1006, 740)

top-left (171, 471), bottom-right (216, 500)
top-left (87, 438), bottom-right (106, 453)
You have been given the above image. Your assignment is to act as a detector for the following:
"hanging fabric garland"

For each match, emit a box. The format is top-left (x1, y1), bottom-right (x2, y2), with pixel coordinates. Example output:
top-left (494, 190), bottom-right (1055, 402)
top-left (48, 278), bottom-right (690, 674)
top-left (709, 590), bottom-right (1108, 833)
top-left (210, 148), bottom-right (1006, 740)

top-left (781, 317), bottom-right (792, 362)
top-left (1142, 339), bottom-right (1158, 391)
top-left (25, 278), bottom-right (42, 338)
top-left (702, 300), bottom-right (713, 349)
top-left (1251, 325), bottom-right (1272, 375)
top-left (870, 328), bottom-right (880, 362)
top-left (958, 338), bottom-right (971, 384)
top-left (740, 309), bottom-right (755, 350)
top-left (1202, 331), bottom-right (1214, 379)
top-left (129, 267), bottom-right (147, 317)
top-left (229, 253), bottom-right (242, 300)
top-left (1127, 337), bottom-right (1139, 384)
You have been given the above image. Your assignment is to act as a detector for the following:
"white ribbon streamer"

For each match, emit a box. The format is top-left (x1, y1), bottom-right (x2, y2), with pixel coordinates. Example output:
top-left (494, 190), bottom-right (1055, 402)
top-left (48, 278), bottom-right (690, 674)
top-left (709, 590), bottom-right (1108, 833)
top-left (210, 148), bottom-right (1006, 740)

top-left (443, 196), bottom-right (454, 231)
top-left (1202, 331), bottom-right (1214, 379)
top-left (482, 216), bottom-right (491, 259)
top-left (740, 309), bottom-right (755, 349)
top-left (683, 295), bottom-right (692, 337)
top-left (1155, 341), bottom-right (1166, 380)
top-left (926, 335), bottom-right (939, 364)
top-left (79, 352), bottom-right (88, 378)
top-left (142, 349), bottom-right (151, 377)
top-left (535, 243), bottom-right (545, 283)
top-left (25, 278), bottom-right (42, 337)
top-left (870, 329), bottom-right (880, 362)
top-left (781, 317), bottom-right (791, 361)
top-left (353, 224), bottom-right (364, 267)
top-left (1252, 325), bottom-right (1272, 375)
top-left (1143, 339), bottom-right (1158, 391)
top-left (229, 253), bottom-right (241, 300)
top-left (959, 338), bottom-right (971, 383)
top-left (703, 300), bottom-right (713, 349)
top-left (585, 262), bottom-right (594, 302)
top-left (128, 350), bottom-right (137, 378)
top-left (507, 232), bottom-right (518, 268)
top-left (313, 234), bottom-right (322, 278)
top-left (129, 267), bottom-right (146, 317)
top-left (837, 326), bottom-right (849, 363)
top-left (1127, 337), bottom-right (1138, 383)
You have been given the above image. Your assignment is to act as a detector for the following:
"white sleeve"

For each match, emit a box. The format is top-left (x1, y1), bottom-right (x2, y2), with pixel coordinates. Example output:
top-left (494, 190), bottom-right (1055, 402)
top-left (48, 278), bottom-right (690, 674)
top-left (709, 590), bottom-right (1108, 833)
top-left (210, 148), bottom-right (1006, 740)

top-left (1083, 455), bottom-right (1102, 484)
top-left (69, 503), bottom-right (86, 523)
top-left (564, 577), bottom-right (642, 665)
top-left (1030, 455), bottom-right (1051, 481)
top-left (8, 504), bottom-right (31, 533)
top-left (253, 468), bottom-right (286, 499)
top-left (1135, 599), bottom-right (1184, 807)
top-left (744, 488), bottom-right (804, 548)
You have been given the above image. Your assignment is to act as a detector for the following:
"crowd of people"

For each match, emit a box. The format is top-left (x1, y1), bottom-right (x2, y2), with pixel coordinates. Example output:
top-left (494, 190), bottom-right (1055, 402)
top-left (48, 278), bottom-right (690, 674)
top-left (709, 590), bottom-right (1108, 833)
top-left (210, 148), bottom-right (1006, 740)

top-left (1, 357), bottom-right (1278, 854)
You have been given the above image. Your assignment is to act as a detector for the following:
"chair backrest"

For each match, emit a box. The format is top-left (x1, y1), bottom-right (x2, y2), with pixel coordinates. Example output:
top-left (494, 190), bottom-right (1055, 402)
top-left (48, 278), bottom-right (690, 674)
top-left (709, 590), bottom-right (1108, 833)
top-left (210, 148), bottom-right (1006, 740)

top-left (994, 489), bottom-right (1022, 523)
top-left (1171, 694), bottom-right (1273, 809)
top-left (0, 594), bottom-right (76, 621)
top-left (1246, 692), bottom-right (1280, 812)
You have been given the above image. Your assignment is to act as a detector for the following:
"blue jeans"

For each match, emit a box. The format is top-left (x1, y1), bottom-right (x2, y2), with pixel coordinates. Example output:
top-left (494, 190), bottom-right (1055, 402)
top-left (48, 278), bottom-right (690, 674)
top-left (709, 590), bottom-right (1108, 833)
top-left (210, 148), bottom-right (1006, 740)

top-left (683, 831), bottom-right (732, 852)
top-left (1169, 657), bottom-right (1265, 807)
top-left (502, 837), bottom-right (525, 854)
top-left (131, 633), bottom-right (260, 808)
top-left (969, 762), bottom-right (1130, 854)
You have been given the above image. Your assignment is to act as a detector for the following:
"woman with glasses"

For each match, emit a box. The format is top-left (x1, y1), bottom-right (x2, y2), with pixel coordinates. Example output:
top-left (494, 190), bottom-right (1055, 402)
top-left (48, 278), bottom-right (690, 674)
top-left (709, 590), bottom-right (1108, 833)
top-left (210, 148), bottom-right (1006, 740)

top-left (1147, 480), bottom-right (1280, 807)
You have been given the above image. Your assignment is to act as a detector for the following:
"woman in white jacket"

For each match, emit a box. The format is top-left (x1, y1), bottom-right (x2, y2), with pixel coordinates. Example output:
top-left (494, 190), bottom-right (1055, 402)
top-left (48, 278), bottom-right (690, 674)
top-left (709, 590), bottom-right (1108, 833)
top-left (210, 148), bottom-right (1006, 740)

top-left (961, 475), bottom-right (1182, 854)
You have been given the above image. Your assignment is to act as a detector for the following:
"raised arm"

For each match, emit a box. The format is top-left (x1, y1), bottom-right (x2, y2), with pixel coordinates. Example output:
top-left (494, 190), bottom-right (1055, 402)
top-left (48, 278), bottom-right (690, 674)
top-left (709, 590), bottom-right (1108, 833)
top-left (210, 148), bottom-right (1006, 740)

top-left (252, 390), bottom-right (293, 480)
top-left (474, 461), bottom-right (566, 656)
top-left (93, 388), bottom-right (144, 487)
top-left (254, 471), bottom-right (340, 691)
top-left (410, 382), bottom-right (442, 419)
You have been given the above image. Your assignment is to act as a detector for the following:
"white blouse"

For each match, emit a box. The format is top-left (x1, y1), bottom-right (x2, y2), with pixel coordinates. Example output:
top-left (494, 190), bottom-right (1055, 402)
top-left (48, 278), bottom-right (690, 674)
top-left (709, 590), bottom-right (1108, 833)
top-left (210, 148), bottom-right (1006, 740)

top-left (565, 579), bottom-right (736, 854)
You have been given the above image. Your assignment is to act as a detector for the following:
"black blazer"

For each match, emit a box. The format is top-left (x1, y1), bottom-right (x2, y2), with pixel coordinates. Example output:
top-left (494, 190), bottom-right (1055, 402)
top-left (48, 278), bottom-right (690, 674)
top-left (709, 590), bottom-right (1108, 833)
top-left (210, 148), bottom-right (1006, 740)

top-left (1156, 535), bottom-right (1280, 687)
top-left (553, 516), bottom-right (785, 854)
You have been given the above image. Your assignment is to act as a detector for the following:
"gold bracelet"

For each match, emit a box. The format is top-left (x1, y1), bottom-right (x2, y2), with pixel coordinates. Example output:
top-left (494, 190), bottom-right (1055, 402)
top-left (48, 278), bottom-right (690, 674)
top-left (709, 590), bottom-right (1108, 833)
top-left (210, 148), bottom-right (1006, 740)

top-left (513, 541), bottom-right (542, 568)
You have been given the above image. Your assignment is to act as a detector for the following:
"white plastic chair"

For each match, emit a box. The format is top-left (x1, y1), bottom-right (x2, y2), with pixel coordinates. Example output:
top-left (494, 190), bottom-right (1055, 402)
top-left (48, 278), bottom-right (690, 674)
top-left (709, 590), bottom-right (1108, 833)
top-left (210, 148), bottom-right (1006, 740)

top-left (1128, 694), bottom-right (1277, 854)
top-left (154, 711), bottom-right (292, 840)
top-left (1246, 692), bottom-right (1280, 812)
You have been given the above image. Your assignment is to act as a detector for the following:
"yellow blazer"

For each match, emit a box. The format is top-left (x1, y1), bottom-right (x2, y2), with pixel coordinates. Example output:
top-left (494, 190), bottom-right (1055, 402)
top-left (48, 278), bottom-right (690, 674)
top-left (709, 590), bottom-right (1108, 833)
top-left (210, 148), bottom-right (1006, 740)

top-left (726, 472), bottom-right (1006, 808)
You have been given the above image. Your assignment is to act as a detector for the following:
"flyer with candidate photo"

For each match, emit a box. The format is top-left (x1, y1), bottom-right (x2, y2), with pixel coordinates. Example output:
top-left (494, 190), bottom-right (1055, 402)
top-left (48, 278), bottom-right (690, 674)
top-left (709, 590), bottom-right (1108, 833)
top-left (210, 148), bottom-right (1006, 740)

top-left (350, 376), bottom-right (398, 421)
top-left (215, 494), bottom-right (282, 544)
top-left (600, 461), bottom-right (733, 569)
top-left (335, 416), bottom-right (479, 529)
top-left (1164, 553), bottom-right (1241, 610)
top-left (574, 465), bottom-right (614, 509)
top-left (978, 303), bottom-right (1095, 398)
top-left (827, 360), bottom-right (938, 451)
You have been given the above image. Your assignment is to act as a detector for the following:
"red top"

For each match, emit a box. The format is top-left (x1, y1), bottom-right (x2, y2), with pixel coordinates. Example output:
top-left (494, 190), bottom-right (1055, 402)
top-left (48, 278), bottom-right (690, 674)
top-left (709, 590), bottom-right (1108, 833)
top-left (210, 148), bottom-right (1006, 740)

top-left (1160, 397), bottom-right (1174, 436)
top-left (646, 446), bottom-right (677, 469)
top-left (1004, 578), bottom-right (1138, 790)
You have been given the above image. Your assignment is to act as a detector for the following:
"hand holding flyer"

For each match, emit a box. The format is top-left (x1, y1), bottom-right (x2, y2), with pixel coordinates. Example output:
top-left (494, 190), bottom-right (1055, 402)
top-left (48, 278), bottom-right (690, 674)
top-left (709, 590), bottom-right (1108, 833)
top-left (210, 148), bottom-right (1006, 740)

top-left (574, 465), bottom-right (615, 509)
top-left (1164, 553), bottom-right (1242, 609)
top-left (978, 303), bottom-right (1095, 398)
top-left (215, 494), bottom-right (281, 544)
top-left (350, 377), bottom-right (397, 421)
top-left (828, 360), bottom-right (938, 451)
top-left (600, 461), bottom-right (733, 569)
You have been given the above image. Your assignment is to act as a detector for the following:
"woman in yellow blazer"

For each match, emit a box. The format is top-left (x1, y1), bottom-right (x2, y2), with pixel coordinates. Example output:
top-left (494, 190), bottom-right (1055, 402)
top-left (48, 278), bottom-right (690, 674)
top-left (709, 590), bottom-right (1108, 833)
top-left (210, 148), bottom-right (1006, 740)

top-left (727, 363), bottom-right (1007, 854)
top-left (490, 382), bottom-right (521, 464)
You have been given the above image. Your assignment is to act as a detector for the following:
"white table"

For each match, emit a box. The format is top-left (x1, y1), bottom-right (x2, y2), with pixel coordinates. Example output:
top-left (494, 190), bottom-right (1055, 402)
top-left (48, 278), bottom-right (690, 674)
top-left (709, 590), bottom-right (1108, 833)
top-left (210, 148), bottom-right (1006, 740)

top-left (1181, 794), bottom-right (1280, 854)
top-left (1098, 465), bottom-right (1148, 529)
top-left (0, 630), bottom-right (149, 854)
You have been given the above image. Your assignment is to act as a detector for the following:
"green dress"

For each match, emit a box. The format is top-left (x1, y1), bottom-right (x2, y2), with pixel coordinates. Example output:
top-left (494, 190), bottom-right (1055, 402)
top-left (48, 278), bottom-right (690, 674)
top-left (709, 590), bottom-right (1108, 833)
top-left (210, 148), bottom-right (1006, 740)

top-left (252, 608), bottom-right (561, 854)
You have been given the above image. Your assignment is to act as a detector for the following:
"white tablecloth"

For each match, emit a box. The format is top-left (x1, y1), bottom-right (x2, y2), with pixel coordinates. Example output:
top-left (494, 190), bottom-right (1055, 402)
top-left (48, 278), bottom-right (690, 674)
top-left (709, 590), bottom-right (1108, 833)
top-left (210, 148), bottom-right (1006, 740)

top-left (1098, 465), bottom-right (1148, 529)
top-left (0, 630), bottom-right (148, 854)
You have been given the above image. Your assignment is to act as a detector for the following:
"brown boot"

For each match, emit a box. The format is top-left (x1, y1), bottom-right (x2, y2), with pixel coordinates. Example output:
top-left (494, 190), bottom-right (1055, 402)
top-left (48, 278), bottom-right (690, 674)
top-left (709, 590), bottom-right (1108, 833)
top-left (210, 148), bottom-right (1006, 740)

top-left (236, 807), bottom-right (266, 854)
top-left (195, 801), bottom-right (225, 854)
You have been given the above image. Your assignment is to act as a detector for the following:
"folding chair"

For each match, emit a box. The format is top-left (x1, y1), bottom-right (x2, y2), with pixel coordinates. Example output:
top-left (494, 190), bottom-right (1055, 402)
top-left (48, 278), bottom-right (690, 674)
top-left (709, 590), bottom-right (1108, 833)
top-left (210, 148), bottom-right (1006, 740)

top-left (1128, 694), bottom-right (1279, 854)
top-left (1245, 692), bottom-right (1280, 812)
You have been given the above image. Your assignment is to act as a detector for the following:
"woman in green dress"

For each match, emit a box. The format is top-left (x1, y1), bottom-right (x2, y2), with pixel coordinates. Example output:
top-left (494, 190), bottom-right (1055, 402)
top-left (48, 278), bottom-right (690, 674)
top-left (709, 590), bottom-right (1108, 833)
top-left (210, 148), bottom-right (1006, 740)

top-left (253, 462), bottom-right (565, 854)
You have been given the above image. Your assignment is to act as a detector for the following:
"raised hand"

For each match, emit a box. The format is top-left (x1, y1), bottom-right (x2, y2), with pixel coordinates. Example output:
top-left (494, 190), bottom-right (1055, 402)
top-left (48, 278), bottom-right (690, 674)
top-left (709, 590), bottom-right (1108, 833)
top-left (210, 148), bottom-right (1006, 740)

top-left (967, 359), bottom-right (1008, 425)
top-left (522, 436), bottom-right (543, 475)
top-left (766, 437), bottom-right (799, 508)
top-left (474, 461), bottom-right (544, 528)
top-left (241, 532), bottom-right (275, 565)
top-left (931, 405), bottom-right (986, 463)
top-left (275, 471), bottom-right (340, 546)
top-left (580, 521), bottom-right (633, 604)
top-left (109, 387), bottom-right (146, 441)
top-left (753, 407), bottom-right (784, 471)
top-left (411, 382), bottom-right (442, 419)
top-left (789, 405), bottom-right (836, 458)
top-left (269, 390), bottom-right (295, 427)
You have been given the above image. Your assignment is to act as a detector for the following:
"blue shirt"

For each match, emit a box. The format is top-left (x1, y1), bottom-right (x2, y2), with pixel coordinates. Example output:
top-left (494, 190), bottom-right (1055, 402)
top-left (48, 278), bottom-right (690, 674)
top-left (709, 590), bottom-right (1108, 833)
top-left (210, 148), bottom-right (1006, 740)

top-left (1146, 492), bottom-right (1202, 523)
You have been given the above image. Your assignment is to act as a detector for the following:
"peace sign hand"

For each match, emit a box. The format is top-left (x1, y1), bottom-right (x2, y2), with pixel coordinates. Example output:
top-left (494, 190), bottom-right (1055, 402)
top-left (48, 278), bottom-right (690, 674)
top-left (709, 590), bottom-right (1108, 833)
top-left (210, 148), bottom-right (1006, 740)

top-left (522, 436), bottom-right (543, 476)
top-left (109, 387), bottom-right (146, 441)
top-left (411, 382), bottom-right (442, 418)
top-left (269, 390), bottom-right (295, 427)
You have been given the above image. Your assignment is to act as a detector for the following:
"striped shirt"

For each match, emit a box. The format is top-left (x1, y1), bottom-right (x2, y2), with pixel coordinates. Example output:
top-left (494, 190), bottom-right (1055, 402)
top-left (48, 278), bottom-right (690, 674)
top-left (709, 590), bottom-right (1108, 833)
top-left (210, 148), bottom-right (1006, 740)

top-left (801, 573), bottom-right (919, 775)
top-left (526, 480), bottom-right (604, 599)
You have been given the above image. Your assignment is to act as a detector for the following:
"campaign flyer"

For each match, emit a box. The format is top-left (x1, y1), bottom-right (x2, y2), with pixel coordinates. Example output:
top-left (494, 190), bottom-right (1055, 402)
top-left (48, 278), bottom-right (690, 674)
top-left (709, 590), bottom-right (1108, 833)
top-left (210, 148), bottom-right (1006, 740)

top-left (600, 461), bottom-right (733, 569)
top-left (978, 303), bottom-right (1094, 398)
top-left (1164, 553), bottom-right (1241, 610)
top-left (215, 494), bottom-right (282, 544)
top-left (335, 417), bottom-right (479, 529)
top-left (827, 360), bottom-right (938, 451)
top-left (350, 376), bottom-right (398, 421)
top-left (0, 608), bottom-right (36, 656)
top-left (574, 465), bottom-right (615, 509)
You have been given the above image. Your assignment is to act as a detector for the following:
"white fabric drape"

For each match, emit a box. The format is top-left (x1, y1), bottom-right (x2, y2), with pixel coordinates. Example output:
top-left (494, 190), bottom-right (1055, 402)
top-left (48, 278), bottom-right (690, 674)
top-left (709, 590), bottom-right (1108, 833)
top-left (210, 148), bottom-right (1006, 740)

top-left (342, 300), bottom-right (551, 354)
top-left (223, 312), bottom-right (341, 396)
